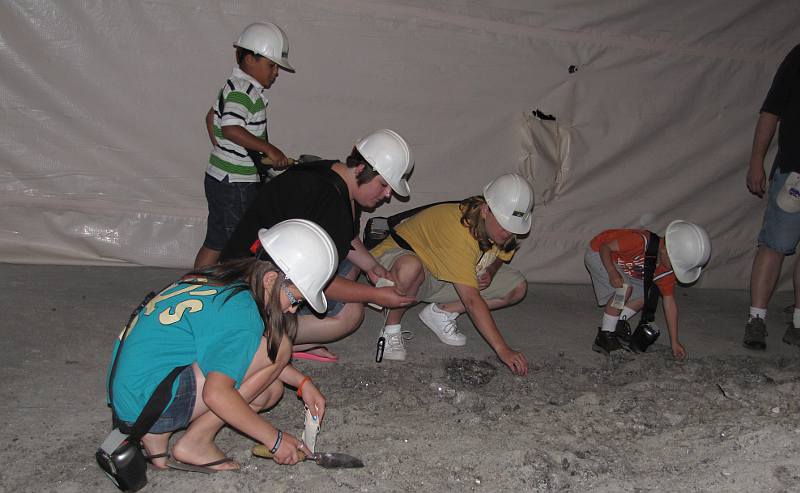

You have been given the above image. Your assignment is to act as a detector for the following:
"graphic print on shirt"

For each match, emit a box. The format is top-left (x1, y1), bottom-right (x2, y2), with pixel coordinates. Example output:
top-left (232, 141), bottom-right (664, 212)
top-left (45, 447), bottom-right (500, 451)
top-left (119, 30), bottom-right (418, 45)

top-left (614, 233), bottom-right (648, 278)
top-left (119, 282), bottom-right (220, 340)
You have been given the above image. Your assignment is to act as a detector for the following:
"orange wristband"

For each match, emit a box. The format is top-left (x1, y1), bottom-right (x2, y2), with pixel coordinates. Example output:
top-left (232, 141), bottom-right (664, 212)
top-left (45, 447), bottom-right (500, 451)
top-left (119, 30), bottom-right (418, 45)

top-left (297, 376), bottom-right (312, 398)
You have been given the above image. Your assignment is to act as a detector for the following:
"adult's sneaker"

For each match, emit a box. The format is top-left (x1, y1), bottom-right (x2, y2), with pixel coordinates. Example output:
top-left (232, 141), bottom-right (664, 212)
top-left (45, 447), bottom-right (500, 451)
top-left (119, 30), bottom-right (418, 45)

top-left (418, 303), bottom-right (466, 346)
top-left (782, 323), bottom-right (800, 347)
top-left (743, 317), bottom-right (767, 350)
top-left (592, 328), bottom-right (622, 355)
top-left (382, 330), bottom-right (408, 361)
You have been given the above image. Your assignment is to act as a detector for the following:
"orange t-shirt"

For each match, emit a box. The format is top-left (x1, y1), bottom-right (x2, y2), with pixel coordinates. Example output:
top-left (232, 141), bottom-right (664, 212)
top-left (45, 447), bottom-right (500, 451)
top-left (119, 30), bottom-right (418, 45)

top-left (590, 229), bottom-right (676, 296)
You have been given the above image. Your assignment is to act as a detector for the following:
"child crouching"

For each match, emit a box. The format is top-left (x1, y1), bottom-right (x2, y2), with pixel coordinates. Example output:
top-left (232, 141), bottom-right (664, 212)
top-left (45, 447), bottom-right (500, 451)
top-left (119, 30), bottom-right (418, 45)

top-left (584, 220), bottom-right (711, 360)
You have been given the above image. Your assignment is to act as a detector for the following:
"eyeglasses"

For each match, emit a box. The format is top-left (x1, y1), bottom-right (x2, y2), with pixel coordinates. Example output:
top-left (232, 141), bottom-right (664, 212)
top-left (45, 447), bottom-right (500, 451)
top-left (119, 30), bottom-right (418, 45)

top-left (282, 282), bottom-right (304, 308)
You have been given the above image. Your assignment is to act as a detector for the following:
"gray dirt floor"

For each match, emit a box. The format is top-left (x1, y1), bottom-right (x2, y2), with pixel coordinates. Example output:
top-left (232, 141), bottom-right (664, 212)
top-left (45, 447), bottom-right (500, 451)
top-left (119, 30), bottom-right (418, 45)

top-left (1, 263), bottom-right (798, 492)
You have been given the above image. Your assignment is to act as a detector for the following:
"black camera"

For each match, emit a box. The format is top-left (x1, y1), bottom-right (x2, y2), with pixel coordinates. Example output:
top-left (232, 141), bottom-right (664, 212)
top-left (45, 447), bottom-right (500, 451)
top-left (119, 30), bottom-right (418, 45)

top-left (363, 217), bottom-right (390, 249)
top-left (95, 429), bottom-right (148, 492)
top-left (629, 322), bottom-right (660, 353)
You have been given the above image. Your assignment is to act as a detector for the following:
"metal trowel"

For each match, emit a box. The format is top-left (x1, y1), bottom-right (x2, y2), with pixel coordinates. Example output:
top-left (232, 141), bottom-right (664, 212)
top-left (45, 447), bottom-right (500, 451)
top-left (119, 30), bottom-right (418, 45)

top-left (252, 444), bottom-right (364, 468)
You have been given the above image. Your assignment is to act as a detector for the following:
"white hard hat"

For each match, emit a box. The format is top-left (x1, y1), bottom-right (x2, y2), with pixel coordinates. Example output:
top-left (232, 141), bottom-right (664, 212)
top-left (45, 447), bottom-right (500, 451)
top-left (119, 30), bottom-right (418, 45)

top-left (483, 173), bottom-right (534, 235)
top-left (664, 220), bottom-right (711, 284)
top-left (235, 22), bottom-right (295, 72)
top-left (257, 219), bottom-right (338, 313)
top-left (355, 129), bottom-right (414, 197)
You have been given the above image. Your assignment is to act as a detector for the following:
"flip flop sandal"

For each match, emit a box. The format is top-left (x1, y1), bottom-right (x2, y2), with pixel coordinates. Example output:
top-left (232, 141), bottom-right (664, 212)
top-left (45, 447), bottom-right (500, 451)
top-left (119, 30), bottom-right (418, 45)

top-left (292, 346), bottom-right (339, 363)
top-left (165, 456), bottom-right (238, 474)
top-left (144, 451), bottom-right (170, 471)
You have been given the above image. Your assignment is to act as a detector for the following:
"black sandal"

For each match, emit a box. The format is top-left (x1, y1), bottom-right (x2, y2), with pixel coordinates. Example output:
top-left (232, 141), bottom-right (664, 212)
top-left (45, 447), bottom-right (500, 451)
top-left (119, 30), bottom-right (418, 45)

top-left (165, 456), bottom-right (239, 474)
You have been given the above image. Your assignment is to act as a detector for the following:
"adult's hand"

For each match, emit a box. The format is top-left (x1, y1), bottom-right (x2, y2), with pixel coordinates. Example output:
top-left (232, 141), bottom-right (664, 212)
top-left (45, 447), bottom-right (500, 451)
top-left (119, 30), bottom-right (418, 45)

top-left (747, 162), bottom-right (766, 198)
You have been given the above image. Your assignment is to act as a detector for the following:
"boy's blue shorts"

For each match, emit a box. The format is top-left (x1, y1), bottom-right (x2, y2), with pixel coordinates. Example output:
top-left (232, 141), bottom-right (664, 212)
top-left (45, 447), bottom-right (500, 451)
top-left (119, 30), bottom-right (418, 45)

top-left (757, 169), bottom-right (800, 255)
top-left (203, 174), bottom-right (259, 251)
top-left (122, 365), bottom-right (196, 434)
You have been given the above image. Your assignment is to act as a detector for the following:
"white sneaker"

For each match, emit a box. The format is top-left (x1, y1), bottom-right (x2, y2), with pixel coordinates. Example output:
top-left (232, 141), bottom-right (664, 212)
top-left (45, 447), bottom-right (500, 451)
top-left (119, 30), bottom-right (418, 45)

top-left (382, 329), bottom-right (408, 361)
top-left (418, 303), bottom-right (466, 346)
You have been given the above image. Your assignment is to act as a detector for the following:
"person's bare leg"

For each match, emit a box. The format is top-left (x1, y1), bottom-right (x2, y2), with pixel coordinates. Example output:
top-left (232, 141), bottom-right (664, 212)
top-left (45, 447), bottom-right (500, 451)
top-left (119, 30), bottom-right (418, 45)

top-left (292, 301), bottom-right (365, 353)
top-left (194, 246), bottom-right (220, 269)
top-left (293, 261), bottom-right (367, 356)
top-left (386, 254), bottom-right (424, 325)
top-left (437, 279), bottom-right (528, 314)
top-left (794, 255), bottom-right (800, 310)
top-left (750, 245), bottom-right (785, 309)
top-left (603, 291), bottom-right (644, 317)
top-left (140, 432), bottom-right (172, 469)
top-left (171, 339), bottom-right (278, 470)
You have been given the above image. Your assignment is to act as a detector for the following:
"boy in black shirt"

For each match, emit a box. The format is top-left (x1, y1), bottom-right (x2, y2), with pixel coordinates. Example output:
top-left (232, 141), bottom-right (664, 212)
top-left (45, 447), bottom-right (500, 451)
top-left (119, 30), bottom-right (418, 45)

top-left (222, 129), bottom-right (417, 361)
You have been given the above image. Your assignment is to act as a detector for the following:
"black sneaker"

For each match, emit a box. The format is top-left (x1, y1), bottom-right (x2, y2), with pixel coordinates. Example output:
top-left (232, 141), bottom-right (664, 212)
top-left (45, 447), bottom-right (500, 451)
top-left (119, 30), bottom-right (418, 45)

top-left (592, 328), bottom-right (622, 355)
top-left (782, 323), bottom-right (800, 347)
top-left (743, 317), bottom-right (767, 351)
top-left (615, 318), bottom-right (633, 351)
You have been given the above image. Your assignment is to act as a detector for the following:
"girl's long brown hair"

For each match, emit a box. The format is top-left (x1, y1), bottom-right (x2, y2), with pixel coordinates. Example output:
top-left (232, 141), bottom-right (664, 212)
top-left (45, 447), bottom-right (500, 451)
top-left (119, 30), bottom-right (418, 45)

top-left (459, 196), bottom-right (518, 253)
top-left (184, 257), bottom-right (297, 362)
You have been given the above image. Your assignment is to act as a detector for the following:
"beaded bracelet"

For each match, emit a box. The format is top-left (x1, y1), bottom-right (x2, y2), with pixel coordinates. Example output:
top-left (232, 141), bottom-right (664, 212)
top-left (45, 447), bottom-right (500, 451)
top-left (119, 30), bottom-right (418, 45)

top-left (297, 376), bottom-right (312, 398)
top-left (270, 429), bottom-right (283, 454)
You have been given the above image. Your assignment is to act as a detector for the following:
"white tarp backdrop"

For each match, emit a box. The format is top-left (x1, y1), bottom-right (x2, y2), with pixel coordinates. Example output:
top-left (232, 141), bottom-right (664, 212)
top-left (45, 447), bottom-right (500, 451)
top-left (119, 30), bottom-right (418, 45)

top-left (1, 0), bottom-right (798, 290)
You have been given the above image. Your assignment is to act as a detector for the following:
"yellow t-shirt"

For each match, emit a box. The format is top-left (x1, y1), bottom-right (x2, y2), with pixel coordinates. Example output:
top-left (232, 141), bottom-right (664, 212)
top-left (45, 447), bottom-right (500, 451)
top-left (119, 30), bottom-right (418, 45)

top-left (370, 203), bottom-right (515, 288)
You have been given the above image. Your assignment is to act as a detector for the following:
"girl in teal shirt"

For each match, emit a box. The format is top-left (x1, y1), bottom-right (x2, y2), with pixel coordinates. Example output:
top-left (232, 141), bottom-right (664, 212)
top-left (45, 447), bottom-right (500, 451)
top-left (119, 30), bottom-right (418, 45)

top-left (106, 219), bottom-right (338, 471)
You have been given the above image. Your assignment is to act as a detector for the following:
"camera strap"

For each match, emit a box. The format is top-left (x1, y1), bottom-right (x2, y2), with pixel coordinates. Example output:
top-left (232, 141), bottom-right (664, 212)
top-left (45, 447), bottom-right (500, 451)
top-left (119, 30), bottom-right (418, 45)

top-left (107, 287), bottom-right (189, 442)
top-left (639, 231), bottom-right (662, 325)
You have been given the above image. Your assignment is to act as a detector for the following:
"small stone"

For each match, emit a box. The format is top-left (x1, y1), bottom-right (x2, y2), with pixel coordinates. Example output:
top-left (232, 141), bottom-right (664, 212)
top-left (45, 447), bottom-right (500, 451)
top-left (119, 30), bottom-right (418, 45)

top-left (771, 407), bottom-right (780, 414)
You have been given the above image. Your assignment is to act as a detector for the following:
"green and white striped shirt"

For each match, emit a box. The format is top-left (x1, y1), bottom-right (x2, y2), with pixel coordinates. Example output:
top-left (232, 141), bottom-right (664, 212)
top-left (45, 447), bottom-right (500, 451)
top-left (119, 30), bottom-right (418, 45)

top-left (206, 66), bottom-right (268, 183)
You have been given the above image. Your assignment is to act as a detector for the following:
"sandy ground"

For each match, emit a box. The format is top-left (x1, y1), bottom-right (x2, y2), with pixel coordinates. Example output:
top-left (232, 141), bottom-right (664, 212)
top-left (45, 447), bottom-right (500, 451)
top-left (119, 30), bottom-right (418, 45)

top-left (1, 263), bottom-right (799, 493)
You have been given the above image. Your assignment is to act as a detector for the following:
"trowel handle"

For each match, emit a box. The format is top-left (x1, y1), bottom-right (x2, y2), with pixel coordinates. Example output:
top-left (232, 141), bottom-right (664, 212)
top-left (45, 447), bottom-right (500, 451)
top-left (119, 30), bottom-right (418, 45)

top-left (252, 444), bottom-right (311, 461)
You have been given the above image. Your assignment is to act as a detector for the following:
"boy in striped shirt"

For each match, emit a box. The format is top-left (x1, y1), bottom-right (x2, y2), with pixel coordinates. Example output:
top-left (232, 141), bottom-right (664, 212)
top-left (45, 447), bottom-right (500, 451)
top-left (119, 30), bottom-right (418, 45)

top-left (194, 22), bottom-right (293, 268)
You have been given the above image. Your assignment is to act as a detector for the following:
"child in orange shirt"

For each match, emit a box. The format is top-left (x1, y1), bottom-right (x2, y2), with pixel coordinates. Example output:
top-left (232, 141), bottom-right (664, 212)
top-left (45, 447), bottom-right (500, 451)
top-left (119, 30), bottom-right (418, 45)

top-left (584, 221), bottom-right (711, 360)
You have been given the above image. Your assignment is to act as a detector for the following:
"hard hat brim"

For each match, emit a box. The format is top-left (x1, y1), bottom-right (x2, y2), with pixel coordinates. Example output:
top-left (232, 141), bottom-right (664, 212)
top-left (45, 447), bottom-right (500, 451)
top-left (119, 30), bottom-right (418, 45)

top-left (302, 290), bottom-right (327, 314)
top-left (272, 57), bottom-right (295, 73)
top-left (497, 214), bottom-right (532, 235)
top-left (386, 177), bottom-right (410, 197)
top-left (673, 265), bottom-right (702, 284)
top-left (665, 219), bottom-right (710, 285)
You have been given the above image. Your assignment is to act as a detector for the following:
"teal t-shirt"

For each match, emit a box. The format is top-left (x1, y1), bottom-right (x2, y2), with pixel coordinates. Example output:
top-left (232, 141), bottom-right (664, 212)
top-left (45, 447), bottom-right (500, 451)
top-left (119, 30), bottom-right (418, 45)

top-left (108, 281), bottom-right (264, 422)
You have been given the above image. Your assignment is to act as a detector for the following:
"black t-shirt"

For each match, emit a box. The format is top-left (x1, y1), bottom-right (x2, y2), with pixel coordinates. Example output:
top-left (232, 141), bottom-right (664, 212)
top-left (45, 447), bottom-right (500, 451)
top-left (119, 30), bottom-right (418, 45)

top-left (761, 44), bottom-right (800, 173)
top-left (220, 161), bottom-right (356, 263)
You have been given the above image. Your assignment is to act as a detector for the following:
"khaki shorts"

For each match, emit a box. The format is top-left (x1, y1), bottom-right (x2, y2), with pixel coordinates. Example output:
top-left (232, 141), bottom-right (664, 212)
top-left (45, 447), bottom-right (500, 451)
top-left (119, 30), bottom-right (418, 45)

top-left (374, 247), bottom-right (524, 303)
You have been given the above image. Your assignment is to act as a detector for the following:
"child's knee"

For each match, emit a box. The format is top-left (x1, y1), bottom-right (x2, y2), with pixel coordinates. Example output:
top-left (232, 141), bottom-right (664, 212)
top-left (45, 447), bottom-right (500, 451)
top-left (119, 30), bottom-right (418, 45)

top-left (393, 257), bottom-right (424, 288)
top-left (506, 280), bottom-right (527, 304)
top-left (251, 380), bottom-right (285, 412)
